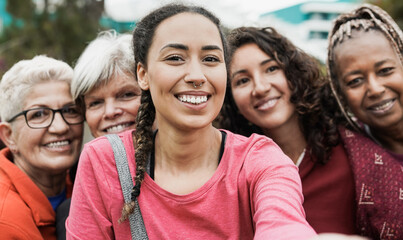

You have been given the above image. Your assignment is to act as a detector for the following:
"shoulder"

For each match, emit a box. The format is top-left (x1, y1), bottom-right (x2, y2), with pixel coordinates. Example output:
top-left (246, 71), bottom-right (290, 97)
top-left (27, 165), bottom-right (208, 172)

top-left (80, 130), bottom-right (135, 165)
top-left (222, 130), bottom-right (295, 174)
top-left (0, 183), bottom-right (41, 239)
top-left (223, 130), bottom-right (275, 150)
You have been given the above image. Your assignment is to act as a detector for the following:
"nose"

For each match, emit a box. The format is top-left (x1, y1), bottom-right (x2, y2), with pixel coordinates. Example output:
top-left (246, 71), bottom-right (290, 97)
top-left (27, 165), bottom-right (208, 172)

top-left (184, 60), bottom-right (207, 87)
top-left (252, 74), bottom-right (271, 97)
top-left (48, 112), bottom-right (69, 133)
top-left (366, 74), bottom-right (385, 98)
top-left (103, 100), bottom-right (123, 119)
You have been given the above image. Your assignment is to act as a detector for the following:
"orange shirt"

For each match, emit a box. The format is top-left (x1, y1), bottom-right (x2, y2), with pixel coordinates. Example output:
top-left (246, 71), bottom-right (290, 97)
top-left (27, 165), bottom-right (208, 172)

top-left (0, 148), bottom-right (64, 240)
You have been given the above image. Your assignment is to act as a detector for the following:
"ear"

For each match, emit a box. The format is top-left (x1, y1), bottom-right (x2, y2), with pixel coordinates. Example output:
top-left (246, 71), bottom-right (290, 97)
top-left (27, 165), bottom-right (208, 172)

top-left (137, 63), bottom-right (150, 90)
top-left (0, 122), bottom-right (18, 153)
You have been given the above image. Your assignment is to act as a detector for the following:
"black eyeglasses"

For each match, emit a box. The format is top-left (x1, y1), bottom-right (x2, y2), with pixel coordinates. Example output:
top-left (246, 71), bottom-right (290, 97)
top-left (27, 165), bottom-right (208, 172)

top-left (7, 106), bottom-right (84, 129)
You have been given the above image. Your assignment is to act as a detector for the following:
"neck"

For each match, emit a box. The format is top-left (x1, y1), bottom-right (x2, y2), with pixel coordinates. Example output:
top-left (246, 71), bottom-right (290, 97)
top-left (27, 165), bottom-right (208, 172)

top-left (153, 124), bottom-right (222, 195)
top-left (262, 115), bottom-right (307, 164)
top-left (13, 157), bottom-right (66, 196)
top-left (155, 125), bottom-right (221, 172)
top-left (370, 124), bottom-right (403, 154)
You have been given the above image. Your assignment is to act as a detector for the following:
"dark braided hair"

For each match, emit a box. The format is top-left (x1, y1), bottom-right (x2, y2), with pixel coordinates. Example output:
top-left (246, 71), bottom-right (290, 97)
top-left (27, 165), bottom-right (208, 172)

top-left (120, 3), bottom-right (229, 222)
top-left (218, 27), bottom-right (339, 164)
top-left (327, 3), bottom-right (403, 132)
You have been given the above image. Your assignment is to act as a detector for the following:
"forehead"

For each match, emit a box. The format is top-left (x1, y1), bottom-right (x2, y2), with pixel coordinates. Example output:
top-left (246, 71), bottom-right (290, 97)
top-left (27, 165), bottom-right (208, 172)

top-left (24, 81), bottom-right (71, 107)
top-left (151, 12), bottom-right (222, 49)
top-left (333, 29), bottom-right (401, 68)
top-left (231, 44), bottom-right (268, 67)
top-left (334, 29), bottom-right (394, 57)
top-left (87, 73), bottom-right (138, 96)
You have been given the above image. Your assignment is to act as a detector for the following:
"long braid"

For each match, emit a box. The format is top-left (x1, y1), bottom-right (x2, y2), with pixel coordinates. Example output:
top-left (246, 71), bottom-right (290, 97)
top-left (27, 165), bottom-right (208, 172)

top-left (120, 3), bottom-right (228, 222)
top-left (327, 3), bottom-right (403, 132)
top-left (120, 90), bottom-right (155, 222)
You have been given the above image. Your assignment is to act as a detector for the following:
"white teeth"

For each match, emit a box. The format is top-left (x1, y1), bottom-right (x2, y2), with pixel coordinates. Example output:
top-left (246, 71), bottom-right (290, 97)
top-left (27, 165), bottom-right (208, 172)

top-left (46, 141), bottom-right (69, 148)
top-left (106, 123), bottom-right (130, 133)
top-left (178, 95), bottom-right (208, 105)
top-left (372, 100), bottom-right (394, 111)
top-left (258, 98), bottom-right (278, 110)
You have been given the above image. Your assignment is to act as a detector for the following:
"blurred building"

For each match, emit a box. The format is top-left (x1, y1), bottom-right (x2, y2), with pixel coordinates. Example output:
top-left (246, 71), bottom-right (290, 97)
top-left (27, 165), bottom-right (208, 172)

top-left (257, 0), bottom-right (362, 63)
top-left (0, 0), bottom-right (12, 35)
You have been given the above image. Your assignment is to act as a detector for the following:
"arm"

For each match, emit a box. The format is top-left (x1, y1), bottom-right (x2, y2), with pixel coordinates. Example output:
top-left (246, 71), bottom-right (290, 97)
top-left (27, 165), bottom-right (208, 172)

top-left (66, 144), bottom-right (115, 239)
top-left (247, 139), bottom-right (317, 240)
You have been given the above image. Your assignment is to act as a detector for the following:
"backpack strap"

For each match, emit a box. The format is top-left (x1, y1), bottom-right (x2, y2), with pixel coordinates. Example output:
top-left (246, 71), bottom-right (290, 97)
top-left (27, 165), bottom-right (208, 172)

top-left (106, 134), bottom-right (148, 240)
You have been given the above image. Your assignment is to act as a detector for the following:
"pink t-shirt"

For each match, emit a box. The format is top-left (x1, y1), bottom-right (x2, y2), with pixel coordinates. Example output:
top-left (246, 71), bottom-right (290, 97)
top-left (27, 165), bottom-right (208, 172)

top-left (66, 130), bottom-right (316, 239)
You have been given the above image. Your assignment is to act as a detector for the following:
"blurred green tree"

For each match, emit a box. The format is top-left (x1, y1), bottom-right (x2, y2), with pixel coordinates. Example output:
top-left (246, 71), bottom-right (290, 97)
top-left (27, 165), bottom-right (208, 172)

top-left (0, 0), bottom-right (105, 77)
top-left (367, 0), bottom-right (403, 28)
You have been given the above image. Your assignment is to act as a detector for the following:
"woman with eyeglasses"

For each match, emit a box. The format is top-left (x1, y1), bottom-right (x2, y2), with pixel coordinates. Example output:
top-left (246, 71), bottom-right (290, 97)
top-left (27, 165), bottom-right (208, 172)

top-left (0, 55), bottom-right (84, 239)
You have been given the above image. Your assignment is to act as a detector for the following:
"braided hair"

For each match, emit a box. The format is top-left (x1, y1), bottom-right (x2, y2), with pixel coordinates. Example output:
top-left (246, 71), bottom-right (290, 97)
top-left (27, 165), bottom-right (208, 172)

top-left (120, 3), bottom-right (229, 222)
top-left (326, 3), bottom-right (403, 132)
top-left (218, 27), bottom-right (339, 164)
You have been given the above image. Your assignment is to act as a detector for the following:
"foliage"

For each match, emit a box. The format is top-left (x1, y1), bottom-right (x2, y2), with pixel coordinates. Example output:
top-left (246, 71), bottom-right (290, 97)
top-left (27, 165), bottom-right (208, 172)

top-left (367, 0), bottom-right (403, 29)
top-left (0, 0), bottom-right (105, 77)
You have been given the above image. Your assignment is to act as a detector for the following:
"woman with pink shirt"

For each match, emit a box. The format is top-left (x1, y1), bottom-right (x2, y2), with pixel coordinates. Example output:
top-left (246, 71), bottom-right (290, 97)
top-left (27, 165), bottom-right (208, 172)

top-left (66, 3), bottom-right (316, 239)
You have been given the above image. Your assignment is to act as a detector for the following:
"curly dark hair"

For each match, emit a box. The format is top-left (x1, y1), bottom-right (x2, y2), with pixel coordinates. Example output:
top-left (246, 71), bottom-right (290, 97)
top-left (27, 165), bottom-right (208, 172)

top-left (119, 3), bottom-right (229, 222)
top-left (218, 26), bottom-right (339, 164)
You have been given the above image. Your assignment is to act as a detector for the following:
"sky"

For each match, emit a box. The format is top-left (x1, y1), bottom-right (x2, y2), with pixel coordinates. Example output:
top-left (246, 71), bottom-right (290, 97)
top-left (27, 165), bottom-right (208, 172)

top-left (104, 0), bottom-right (314, 28)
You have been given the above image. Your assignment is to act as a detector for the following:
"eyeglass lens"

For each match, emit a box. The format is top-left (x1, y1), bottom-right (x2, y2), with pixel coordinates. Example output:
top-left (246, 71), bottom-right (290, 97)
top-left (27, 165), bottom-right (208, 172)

top-left (26, 107), bottom-right (83, 128)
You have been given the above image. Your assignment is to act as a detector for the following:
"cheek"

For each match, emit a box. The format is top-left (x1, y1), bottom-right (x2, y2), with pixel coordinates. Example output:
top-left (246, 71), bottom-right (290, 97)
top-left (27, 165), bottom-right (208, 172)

top-left (17, 128), bottom-right (43, 149)
top-left (231, 88), bottom-right (250, 112)
top-left (85, 111), bottom-right (102, 134)
top-left (71, 124), bottom-right (84, 139)
top-left (128, 99), bottom-right (141, 116)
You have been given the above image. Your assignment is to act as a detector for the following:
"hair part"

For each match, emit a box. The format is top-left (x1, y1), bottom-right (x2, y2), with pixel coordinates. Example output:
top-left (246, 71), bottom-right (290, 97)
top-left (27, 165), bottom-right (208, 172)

top-left (71, 30), bottom-right (135, 101)
top-left (119, 3), bottom-right (228, 221)
top-left (0, 55), bottom-right (73, 122)
top-left (327, 3), bottom-right (403, 131)
top-left (218, 26), bottom-right (339, 164)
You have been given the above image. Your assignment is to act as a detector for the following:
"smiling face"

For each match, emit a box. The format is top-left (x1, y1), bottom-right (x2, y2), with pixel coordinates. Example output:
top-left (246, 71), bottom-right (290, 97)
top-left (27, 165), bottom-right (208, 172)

top-left (230, 43), bottom-right (298, 133)
top-left (84, 73), bottom-right (141, 138)
top-left (334, 30), bottom-right (403, 131)
top-left (8, 80), bottom-right (83, 175)
top-left (137, 12), bottom-right (227, 131)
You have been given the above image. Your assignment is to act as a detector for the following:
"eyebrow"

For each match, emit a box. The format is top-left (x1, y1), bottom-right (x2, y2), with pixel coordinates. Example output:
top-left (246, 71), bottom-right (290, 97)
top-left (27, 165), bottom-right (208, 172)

top-left (342, 59), bottom-right (395, 80)
top-left (160, 43), bottom-right (188, 52)
top-left (160, 44), bottom-right (223, 52)
top-left (374, 59), bottom-right (394, 68)
top-left (231, 58), bottom-right (274, 79)
top-left (201, 45), bottom-right (223, 51)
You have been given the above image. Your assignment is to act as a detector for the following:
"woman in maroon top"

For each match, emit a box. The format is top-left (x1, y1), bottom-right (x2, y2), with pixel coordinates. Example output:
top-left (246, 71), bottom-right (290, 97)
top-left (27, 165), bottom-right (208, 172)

top-left (327, 4), bottom-right (403, 239)
top-left (218, 26), bottom-right (357, 234)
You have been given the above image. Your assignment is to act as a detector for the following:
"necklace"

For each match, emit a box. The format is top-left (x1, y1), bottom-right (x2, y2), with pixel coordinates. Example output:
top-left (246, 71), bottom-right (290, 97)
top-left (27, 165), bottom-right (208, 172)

top-left (295, 148), bottom-right (306, 167)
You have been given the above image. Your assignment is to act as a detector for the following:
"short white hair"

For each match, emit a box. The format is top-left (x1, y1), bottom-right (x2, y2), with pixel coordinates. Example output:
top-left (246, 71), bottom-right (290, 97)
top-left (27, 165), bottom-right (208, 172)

top-left (0, 55), bottom-right (73, 122)
top-left (71, 30), bottom-right (135, 100)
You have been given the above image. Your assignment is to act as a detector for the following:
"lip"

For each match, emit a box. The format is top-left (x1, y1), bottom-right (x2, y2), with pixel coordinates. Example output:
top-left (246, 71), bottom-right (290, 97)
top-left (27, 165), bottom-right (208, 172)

top-left (102, 121), bottom-right (136, 133)
top-left (366, 98), bottom-right (396, 115)
top-left (253, 96), bottom-right (280, 111)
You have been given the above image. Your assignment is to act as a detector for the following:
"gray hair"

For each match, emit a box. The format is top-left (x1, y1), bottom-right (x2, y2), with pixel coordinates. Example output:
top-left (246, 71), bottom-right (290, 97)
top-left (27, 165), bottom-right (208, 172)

top-left (0, 55), bottom-right (73, 122)
top-left (71, 30), bottom-right (135, 100)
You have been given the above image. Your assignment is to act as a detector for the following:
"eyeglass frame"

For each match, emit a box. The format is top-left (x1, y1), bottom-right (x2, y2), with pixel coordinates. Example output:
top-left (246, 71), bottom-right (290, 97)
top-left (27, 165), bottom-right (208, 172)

top-left (6, 106), bottom-right (85, 129)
